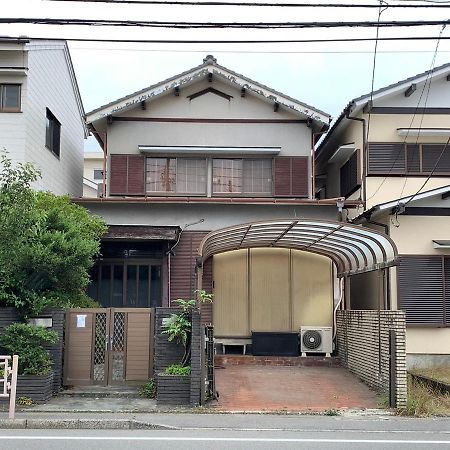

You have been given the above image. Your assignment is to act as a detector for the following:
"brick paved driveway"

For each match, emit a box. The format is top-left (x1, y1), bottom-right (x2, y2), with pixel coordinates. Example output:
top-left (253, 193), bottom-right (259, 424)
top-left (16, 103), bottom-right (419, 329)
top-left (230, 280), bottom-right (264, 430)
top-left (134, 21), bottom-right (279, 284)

top-left (214, 365), bottom-right (379, 412)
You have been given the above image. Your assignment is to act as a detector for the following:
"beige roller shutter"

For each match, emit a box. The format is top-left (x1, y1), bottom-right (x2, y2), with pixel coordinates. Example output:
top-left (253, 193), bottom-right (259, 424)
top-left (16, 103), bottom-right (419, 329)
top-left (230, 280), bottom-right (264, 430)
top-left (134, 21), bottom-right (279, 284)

top-left (213, 250), bottom-right (249, 337)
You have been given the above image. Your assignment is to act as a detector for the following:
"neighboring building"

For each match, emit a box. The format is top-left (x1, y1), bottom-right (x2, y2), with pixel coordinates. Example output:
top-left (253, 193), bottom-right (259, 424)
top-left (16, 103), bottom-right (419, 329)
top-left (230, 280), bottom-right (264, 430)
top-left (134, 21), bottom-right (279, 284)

top-left (0, 38), bottom-right (87, 196)
top-left (316, 62), bottom-right (450, 368)
top-left (78, 55), bottom-right (395, 347)
top-left (83, 151), bottom-right (104, 197)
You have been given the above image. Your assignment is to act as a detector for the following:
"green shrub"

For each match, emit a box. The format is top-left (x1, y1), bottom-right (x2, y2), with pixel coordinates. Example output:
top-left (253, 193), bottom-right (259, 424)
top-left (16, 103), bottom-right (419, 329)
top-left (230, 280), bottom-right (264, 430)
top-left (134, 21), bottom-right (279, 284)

top-left (139, 378), bottom-right (156, 398)
top-left (165, 364), bottom-right (191, 376)
top-left (0, 323), bottom-right (58, 376)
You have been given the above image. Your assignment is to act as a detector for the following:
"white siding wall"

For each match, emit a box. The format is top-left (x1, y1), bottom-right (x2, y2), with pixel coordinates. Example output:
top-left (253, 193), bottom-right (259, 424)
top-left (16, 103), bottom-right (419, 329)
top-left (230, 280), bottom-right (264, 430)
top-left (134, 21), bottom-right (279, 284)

top-left (0, 47), bottom-right (27, 164)
top-left (24, 43), bottom-right (85, 196)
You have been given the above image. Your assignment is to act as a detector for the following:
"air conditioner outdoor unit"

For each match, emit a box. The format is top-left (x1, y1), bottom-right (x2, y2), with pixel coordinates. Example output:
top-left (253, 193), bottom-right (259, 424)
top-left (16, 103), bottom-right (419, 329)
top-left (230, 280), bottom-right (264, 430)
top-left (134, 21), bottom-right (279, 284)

top-left (300, 326), bottom-right (333, 357)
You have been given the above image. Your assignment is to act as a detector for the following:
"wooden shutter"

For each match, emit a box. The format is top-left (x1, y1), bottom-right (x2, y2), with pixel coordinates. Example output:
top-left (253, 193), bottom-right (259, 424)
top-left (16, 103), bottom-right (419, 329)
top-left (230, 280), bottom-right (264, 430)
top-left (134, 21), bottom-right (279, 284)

top-left (397, 256), bottom-right (445, 326)
top-left (109, 154), bottom-right (145, 195)
top-left (127, 155), bottom-right (145, 195)
top-left (274, 156), bottom-right (309, 198)
top-left (422, 144), bottom-right (450, 174)
top-left (368, 143), bottom-right (406, 175)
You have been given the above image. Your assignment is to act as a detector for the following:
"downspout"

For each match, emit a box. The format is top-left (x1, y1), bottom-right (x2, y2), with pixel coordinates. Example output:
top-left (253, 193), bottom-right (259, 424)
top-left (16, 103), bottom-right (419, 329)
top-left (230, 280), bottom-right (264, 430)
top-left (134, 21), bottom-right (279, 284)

top-left (88, 126), bottom-right (107, 197)
top-left (345, 105), bottom-right (367, 208)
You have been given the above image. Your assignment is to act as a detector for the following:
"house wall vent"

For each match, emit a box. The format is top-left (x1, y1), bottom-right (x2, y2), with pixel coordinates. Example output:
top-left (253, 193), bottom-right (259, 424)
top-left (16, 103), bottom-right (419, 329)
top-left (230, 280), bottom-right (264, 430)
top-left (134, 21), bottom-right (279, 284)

top-left (300, 326), bottom-right (332, 357)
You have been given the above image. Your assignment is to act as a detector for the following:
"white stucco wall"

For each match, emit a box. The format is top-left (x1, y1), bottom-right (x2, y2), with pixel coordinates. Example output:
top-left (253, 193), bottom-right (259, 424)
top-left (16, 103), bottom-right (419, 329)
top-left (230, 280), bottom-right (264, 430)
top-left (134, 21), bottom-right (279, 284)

top-left (24, 42), bottom-right (85, 196)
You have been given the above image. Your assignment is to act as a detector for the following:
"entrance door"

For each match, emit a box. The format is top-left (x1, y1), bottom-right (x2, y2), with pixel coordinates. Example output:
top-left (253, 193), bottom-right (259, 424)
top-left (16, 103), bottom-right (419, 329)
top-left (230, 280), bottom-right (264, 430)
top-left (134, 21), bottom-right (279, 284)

top-left (63, 308), bottom-right (154, 386)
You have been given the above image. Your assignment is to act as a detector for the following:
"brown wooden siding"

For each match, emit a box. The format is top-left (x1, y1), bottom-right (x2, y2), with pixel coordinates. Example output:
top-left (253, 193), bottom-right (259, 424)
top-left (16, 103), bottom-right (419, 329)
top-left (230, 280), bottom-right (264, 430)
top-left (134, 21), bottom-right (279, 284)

top-left (274, 156), bottom-right (309, 198)
top-left (170, 231), bottom-right (212, 299)
top-left (109, 154), bottom-right (145, 195)
top-left (201, 257), bottom-right (213, 324)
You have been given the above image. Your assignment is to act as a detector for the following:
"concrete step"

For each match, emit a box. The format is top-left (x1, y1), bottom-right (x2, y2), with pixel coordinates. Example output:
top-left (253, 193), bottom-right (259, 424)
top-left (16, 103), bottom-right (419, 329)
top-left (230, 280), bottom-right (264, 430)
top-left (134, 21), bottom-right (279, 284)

top-left (214, 355), bottom-right (341, 368)
top-left (59, 386), bottom-right (141, 398)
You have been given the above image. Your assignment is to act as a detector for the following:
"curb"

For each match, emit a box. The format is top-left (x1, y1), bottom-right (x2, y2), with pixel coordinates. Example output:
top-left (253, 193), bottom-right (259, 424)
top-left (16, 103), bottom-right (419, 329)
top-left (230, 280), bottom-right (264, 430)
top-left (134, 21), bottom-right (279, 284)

top-left (0, 419), bottom-right (177, 430)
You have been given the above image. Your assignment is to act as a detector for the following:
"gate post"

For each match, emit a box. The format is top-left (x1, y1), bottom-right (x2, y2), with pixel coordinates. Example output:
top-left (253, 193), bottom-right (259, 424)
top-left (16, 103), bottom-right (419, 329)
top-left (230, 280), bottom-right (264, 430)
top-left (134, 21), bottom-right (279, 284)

top-left (389, 330), bottom-right (397, 408)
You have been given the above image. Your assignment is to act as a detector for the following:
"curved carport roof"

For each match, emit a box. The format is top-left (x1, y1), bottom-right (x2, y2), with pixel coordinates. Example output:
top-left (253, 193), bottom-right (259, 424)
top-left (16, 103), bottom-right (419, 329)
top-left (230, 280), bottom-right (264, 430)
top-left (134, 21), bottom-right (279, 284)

top-left (198, 219), bottom-right (398, 277)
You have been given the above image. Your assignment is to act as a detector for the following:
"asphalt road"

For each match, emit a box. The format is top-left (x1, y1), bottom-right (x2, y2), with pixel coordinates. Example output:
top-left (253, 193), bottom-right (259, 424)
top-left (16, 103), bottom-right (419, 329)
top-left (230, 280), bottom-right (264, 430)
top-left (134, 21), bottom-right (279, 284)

top-left (1, 427), bottom-right (450, 449)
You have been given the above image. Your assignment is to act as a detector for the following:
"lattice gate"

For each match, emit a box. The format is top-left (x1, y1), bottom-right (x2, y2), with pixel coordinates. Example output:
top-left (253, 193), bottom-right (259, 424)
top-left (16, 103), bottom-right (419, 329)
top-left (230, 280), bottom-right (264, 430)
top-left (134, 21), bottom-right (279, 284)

top-left (64, 308), bottom-right (154, 386)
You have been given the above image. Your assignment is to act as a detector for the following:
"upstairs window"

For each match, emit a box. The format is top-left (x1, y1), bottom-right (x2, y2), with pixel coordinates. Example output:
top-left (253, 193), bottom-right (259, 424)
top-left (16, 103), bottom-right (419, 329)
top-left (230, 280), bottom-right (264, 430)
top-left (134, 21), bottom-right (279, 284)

top-left (368, 142), bottom-right (450, 176)
top-left (146, 158), bottom-right (206, 194)
top-left (0, 84), bottom-right (21, 112)
top-left (213, 158), bottom-right (272, 195)
top-left (93, 169), bottom-right (103, 180)
top-left (45, 108), bottom-right (61, 158)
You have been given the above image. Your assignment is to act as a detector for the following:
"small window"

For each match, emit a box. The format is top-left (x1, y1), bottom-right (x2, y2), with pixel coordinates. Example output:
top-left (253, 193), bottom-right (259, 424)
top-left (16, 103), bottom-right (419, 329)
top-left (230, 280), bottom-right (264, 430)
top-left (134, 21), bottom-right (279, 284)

top-left (0, 84), bottom-right (21, 112)
top-left (45, 108), bottom-right (61, 157)
top-left (93, 169), bottom-right (103, 180)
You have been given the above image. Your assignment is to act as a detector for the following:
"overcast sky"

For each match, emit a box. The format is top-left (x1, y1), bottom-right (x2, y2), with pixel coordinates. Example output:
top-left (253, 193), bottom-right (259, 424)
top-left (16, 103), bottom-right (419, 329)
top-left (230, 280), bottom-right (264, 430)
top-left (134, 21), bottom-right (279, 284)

top-left (3, 0), bottom-right (450, 151)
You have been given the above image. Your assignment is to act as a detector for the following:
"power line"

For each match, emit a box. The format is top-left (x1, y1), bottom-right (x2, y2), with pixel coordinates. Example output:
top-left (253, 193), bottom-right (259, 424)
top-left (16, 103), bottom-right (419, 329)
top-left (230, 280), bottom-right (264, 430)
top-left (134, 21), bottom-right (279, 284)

top-left (4, 34), bottom-right (450, 44)
top-left (2, 18), bottom-right (450, 29)
top-left (403, 136), bottom-right (450, 207)
top-left (365, 1), bottom-right (387, 206)
top-left (365, 23), bottom-right (447, 204)
top-left (43, 0), bottom-right (450, 7)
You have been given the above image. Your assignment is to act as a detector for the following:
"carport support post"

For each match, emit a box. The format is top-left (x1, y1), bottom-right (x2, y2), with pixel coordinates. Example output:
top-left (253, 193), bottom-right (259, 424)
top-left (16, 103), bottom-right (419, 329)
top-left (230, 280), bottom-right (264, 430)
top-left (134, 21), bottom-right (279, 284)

top-left (196, 260), bottom-right (203, 303)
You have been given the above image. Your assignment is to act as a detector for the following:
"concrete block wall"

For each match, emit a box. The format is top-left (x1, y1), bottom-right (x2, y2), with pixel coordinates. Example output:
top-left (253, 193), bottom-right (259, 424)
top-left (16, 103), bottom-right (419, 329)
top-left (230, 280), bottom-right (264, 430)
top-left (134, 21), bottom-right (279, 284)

top-left (154, 308), bottom-right (204, 406)
top-left (0, 307), bottom-right (65, 394)
top-left (336, 310), bottom-right (407, 409)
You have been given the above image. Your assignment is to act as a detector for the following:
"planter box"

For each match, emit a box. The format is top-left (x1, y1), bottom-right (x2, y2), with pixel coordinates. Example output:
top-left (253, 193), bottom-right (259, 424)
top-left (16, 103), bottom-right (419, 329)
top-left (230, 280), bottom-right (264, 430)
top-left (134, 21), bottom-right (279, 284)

top-left (16, 373), bottom-right (53, 403)
top-left (156, 374), bottom-right (191, 406)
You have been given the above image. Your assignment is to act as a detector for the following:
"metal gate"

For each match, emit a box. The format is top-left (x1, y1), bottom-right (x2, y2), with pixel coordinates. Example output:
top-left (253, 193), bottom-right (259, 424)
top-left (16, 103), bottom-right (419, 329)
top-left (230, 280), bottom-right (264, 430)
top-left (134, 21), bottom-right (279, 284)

top-left (63, 308), bottom-right (154, 386)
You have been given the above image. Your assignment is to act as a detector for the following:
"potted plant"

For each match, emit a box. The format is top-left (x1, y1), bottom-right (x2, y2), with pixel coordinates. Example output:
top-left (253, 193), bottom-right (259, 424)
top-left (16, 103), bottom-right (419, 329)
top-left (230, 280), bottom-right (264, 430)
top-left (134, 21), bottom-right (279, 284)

top-left (156, 290), bottom-right (212, 406)
top-left (0, 323), bottom-right (58, 402)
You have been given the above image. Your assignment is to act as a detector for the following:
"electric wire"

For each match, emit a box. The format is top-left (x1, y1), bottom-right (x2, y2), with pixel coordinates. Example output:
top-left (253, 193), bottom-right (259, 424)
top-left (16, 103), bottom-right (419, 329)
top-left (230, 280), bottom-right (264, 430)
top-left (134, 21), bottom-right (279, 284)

top-left (396, 24), bottom-right (445, 202)
top-left (4, 35), bottom-right (450, 44)
top-left (2, 18), bottom-right (450, 29)
top-left (365, 1), bottom-right (387, 206)
top-left (43, 0), bottom-right (450, 7)
top-left (402, 135), bottom-right (450, 207)
top-left (365, 24), bottom-right (447, 203)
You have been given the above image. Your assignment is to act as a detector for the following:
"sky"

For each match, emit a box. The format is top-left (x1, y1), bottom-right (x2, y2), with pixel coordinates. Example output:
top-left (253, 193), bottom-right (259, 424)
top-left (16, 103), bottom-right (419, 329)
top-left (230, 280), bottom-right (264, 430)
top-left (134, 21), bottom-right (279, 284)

top-left (2, 0), bottom-right (450, 152)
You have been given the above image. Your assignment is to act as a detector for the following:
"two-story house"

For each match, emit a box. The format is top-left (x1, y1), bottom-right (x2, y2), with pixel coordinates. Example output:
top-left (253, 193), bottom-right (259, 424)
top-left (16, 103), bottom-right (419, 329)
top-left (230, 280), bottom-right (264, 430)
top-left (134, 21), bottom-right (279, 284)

top-left (316, 62), bottom-right (450, 369)
top-left (0, 38), bottom-right (87, 196)
top-left (83, 151), bottom-right (104, 197)
top-left (77, 55), bottom-right (397, 352)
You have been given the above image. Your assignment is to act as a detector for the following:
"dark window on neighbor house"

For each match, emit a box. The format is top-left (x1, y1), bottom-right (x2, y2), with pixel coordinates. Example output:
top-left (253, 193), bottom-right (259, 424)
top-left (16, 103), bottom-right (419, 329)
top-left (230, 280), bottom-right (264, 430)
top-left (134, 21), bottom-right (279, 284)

top-left (0, 84), bottom-right (21, 112)
top-left (340, 151), bottom-right (360, 198)
top-left (45, 108), bottom-right (61, 157)
top-left (146, 157), bottom-right (206, 194)
top-left (398, 255), bottom-right (450, 326)
top-left (93, 169), bottom-right (103, 180)
top-left (368, 143), bottom-right (450, 176)
top-left (212, 158), bottom-right (272, 195)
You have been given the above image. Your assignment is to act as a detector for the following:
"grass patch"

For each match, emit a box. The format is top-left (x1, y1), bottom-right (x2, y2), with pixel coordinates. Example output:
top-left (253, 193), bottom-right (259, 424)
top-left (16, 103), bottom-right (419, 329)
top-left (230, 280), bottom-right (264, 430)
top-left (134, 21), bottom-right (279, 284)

top-left (398, 375), bottom-right (450, 417)
top-left (411, 367), bottom-right (450, 384)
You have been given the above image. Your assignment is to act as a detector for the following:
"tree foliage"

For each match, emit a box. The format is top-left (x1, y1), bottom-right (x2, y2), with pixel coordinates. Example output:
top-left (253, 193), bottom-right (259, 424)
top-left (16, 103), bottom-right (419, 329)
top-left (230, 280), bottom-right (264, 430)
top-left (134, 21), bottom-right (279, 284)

top-left (0, 152), bottom-right (107, 316)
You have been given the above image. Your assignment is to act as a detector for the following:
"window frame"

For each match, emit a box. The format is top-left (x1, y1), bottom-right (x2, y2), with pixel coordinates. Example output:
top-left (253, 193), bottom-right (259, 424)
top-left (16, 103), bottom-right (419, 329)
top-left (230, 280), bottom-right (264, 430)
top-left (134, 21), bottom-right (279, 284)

top-left (212, 157), bottom-right (273, 197)
top-left (93, 169), bottom-right (104, 180)
top-left (368, 142), bottom-right (450, 177)
top-left (144, 156), bottom-right (274, 197)
top-left (45, 108), bottom-right (61, 158)
top-left (145, 157), bottom-right (207, 196)
top-left (0, 83), bottom-right (21, 113)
